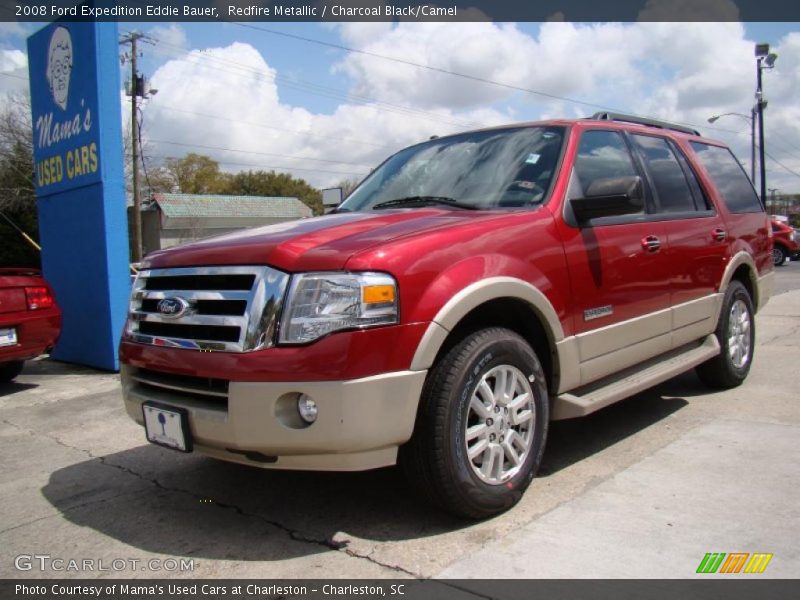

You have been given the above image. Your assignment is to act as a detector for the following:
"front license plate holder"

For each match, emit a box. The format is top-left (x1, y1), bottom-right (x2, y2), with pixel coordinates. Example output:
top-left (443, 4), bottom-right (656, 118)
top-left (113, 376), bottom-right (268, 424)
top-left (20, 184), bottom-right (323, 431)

top-left (142, 402), bottom-right (193, 453)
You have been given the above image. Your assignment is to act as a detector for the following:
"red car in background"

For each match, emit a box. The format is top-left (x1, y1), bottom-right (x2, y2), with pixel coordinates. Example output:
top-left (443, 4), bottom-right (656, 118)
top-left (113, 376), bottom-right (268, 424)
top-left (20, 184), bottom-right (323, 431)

top-left (0, 268), bottom-right (61, 382)
top-left (771, 219), bottom-right (799, 266)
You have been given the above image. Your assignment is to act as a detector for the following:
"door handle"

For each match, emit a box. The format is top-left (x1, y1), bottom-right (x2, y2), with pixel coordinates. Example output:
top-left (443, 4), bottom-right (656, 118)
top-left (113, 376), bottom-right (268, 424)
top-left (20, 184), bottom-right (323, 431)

top-left (641, 235), bottom-right (661, 253)
top-left (712, 228), bottom-right (727, 242)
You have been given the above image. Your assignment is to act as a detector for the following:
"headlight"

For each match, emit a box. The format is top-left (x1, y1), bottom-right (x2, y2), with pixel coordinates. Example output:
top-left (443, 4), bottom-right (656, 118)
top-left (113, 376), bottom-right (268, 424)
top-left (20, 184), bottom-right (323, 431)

top-left (279, 272), bottom-right (398, 344)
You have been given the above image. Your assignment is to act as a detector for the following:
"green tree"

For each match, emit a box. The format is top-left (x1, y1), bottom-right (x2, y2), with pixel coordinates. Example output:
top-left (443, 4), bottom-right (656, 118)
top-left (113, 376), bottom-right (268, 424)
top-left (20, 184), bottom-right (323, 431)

top-left (0, 94), bottom-right (39, 267)
top-left (164, 153), bottom-right (226, 194)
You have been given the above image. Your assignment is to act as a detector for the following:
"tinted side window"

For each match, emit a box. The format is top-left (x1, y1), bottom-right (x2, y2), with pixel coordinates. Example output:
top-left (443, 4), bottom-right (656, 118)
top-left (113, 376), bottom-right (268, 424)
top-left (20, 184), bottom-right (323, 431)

top-left (673, 142), bottom-right (711, 210)
top-left (690, 142), bottom-right (763, 213)
top-left (633, 135), bottom-right (695, 213)
top-left (573, 130), bottom-right (639, 204)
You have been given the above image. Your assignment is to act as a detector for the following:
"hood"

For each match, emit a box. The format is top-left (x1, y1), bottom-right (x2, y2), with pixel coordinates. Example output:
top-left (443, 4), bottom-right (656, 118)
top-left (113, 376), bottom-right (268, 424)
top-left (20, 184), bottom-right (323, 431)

top-left (143, 209), bottom-right (506, 272)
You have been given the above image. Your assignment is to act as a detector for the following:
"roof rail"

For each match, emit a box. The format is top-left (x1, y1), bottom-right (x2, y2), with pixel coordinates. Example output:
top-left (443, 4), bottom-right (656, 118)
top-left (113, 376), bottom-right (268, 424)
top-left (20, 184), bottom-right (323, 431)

top-left (590, 112), bottom-right (700, 137)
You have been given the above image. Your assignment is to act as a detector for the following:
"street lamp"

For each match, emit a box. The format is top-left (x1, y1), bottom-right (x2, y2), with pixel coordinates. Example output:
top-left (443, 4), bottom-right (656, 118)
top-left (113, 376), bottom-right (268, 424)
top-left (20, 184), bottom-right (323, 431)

top-left (755, 43), bottom-right (778, 204)
top-left (708, 111), bottom-right (757, 185)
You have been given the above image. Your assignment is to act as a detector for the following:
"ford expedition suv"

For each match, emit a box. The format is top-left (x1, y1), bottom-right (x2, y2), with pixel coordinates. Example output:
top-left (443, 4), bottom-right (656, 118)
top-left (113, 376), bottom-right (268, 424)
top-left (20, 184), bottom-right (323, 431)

top-left (120, 113), bottom-right (773, 518)
top-left (0, 268), bottom-right (61, 382)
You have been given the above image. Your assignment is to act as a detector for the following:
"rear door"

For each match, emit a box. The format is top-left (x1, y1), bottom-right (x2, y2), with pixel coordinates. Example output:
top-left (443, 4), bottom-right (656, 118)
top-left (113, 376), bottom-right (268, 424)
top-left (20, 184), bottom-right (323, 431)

top-left (687, 142), bottom-right (772, 279)
top-left (629, 134), bottom-right (729, 347)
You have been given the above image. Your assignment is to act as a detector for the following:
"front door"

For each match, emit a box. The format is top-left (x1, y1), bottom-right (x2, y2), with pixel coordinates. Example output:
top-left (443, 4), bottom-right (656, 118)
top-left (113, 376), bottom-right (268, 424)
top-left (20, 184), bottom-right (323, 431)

top-left (559, 128), bottom-right (672, 385)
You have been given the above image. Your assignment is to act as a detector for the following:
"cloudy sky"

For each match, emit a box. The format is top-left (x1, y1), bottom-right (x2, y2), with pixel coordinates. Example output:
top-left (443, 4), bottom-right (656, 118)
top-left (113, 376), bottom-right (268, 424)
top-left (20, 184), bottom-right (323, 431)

top-left (1, 19), bottom-right (799, 193)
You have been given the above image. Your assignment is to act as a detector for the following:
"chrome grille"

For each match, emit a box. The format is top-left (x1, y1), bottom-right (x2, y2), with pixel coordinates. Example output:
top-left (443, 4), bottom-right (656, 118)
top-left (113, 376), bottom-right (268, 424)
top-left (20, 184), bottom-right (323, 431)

top-left (127, 266), bottom-right (289, 352)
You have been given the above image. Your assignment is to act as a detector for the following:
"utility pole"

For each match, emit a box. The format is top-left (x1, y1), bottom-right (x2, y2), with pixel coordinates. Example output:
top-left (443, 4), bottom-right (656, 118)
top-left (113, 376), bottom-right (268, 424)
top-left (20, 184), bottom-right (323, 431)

top-left (120, 31), bottom-right (154, 263)
top-left (754, 43), bottom-right (778, 206)
top-left (768, 187), bottom-right (779, 214)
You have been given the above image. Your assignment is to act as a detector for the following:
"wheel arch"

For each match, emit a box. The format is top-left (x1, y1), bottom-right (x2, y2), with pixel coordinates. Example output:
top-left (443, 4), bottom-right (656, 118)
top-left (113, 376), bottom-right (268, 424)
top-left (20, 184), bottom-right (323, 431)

top-left (410, 278), bottom-right (565, 394)
top-left (719, 251), bottom-right (759, 312)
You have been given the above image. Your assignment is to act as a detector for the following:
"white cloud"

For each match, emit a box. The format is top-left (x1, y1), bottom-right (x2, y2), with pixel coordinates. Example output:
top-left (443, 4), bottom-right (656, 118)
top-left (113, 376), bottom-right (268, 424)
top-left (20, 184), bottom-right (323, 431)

top-left (148, 24), bottom-right (189, 58)
top-left (141, 41), bottom-right (510, 188)
top-left (135, 22), bottom-right (800, 192)
top-left (0, 49), bottom-right (28, 96)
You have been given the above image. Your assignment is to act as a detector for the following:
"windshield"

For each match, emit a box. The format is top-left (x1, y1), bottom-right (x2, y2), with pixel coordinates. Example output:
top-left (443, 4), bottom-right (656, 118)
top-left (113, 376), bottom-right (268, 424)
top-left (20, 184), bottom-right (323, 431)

top-left (340, 126), bottom-right (566, 211)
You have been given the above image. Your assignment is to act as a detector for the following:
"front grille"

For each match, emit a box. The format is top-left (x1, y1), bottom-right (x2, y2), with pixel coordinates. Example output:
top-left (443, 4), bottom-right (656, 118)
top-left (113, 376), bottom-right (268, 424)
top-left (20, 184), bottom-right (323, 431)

top-left (138, 322), bottom-right (241, 342)
top-left (140, 299), bottom-right (247, 316)
top-left (145, 274), bottom-right (255, 291)
top-left (127, 265), bottom-right (289, 352)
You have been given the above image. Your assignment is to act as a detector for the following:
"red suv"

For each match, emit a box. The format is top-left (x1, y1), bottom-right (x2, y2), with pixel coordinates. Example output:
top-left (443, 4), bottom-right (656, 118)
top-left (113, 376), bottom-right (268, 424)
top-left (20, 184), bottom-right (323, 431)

top-left (120, 113), bottom-right (772, 518)
top-left (770, 219), bottom-right (798, 265)
top-left (0, 268), bottom-right (61, 382)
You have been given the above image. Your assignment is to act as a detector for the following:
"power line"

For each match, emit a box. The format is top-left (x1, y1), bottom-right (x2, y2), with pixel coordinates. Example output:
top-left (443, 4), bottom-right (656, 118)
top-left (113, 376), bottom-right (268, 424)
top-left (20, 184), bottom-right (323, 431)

top-left (150, 103), bottom-right (398, 150)
top-left (232, 21), bottom-right (800, 143)
top-left (145, 138), bottom-right (375, 167)
top-left (0, 72), bottom-right (27, 81)
top-left (232, 22), bottom-right (625, 113)
top-left (140, 154), bottom-right (368, 178)
top-left (765, 150), bottom-right (800, 180)
top-left (142, 35), bottom-right (481, 130)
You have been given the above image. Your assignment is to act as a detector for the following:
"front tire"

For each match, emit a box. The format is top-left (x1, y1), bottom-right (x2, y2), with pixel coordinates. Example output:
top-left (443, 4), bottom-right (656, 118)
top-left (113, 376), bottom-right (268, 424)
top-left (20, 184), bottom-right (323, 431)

top-left (0, 361), bottom-right (24, 383)
top-left (401, 328), bottom-right (549, 519)
top-left (696, 280), bottom-right (755, 389)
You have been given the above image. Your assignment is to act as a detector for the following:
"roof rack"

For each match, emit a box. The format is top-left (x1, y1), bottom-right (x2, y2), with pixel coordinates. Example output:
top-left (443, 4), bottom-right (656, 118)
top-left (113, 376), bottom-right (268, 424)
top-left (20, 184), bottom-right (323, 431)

top-left (590, 112), bottom-right (700, 137)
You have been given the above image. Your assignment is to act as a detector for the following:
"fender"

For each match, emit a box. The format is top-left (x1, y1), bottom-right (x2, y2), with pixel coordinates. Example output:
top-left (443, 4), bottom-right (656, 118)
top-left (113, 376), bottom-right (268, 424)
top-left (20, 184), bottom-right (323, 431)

top-left (410, 276), bottom-right (565, 371)
top-left (717, 251), bottom-right (769, 315)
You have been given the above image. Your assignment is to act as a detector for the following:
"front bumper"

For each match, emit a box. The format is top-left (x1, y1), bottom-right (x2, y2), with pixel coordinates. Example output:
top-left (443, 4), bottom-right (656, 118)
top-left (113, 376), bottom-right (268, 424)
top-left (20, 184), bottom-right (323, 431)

top-left (121, 365), bottom-right (426, 471)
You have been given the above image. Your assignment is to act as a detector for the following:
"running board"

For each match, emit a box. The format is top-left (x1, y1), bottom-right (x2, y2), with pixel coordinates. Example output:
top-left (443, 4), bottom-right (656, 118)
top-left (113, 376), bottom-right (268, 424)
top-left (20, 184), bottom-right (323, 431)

top-left (553, 334), bottom-right (720, 420)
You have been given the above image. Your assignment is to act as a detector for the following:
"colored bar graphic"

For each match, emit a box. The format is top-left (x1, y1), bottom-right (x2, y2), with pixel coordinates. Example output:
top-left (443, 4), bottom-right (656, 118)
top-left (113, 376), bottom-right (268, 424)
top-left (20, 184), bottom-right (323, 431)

top-left (744, 553), bottom-right (773, 573)
top-left (697, 553), bottom-right (726, 573)
top-left (720, 553), bottom-right (749, 573)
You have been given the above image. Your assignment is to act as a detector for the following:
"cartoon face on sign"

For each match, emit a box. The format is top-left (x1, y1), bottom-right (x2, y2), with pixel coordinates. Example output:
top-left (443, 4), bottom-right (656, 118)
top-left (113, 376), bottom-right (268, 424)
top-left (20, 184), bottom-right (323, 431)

top-left (46, 26), bottom-right (72, 111)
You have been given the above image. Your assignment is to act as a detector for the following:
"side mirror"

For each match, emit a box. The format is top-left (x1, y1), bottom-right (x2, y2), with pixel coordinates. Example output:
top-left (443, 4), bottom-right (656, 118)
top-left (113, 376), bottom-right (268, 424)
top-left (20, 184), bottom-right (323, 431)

top-left (569, 175), bottom-right (644, 223)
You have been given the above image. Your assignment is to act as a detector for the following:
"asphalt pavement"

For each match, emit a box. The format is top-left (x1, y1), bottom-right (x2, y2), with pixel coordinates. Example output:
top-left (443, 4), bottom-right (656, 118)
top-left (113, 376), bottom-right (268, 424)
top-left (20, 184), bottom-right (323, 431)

top-left (1, 263), bottom-right (798, 580)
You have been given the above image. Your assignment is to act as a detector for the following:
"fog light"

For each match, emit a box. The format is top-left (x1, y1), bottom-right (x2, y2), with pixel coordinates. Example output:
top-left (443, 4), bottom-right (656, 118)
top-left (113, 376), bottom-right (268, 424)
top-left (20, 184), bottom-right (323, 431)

top-left (297, 394), bottom-right (318, 424)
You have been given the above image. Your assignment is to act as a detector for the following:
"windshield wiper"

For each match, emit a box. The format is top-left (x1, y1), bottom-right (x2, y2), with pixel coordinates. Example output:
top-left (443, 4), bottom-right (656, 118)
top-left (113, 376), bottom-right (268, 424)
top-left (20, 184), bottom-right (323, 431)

top-left (372, 196), bottom-right (479, 210)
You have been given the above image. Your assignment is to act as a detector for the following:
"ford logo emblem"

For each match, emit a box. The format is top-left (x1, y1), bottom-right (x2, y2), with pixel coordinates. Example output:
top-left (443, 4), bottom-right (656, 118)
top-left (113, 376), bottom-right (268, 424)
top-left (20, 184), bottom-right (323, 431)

top-left (156, 297), bottom-right (190, 319)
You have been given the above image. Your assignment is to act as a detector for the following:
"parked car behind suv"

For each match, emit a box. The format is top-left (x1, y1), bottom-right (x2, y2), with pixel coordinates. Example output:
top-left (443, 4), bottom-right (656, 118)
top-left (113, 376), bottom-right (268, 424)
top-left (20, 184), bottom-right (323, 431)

top-left (0, 268), bottom-right (61, 382)
top-left (770, 218), bottom-right (799, 265)
top-left (120, 112), bottom-right (772, 518)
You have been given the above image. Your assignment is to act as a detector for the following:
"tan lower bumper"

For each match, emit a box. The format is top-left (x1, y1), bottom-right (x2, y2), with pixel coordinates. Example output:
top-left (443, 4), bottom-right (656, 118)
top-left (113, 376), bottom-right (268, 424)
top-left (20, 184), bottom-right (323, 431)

top-left (121, 366), bottom-right (427, 471)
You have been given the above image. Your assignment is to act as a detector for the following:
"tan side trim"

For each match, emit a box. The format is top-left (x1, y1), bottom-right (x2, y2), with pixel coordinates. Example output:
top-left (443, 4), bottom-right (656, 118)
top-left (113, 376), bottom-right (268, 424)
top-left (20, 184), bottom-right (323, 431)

top-left (576, 308), bottom-right (671, 363)
top-left (581, 331), bottom-right (672, 386)
top-left (672, 294), bottom-right (720, 348)
top-left (555, 337), bottom-right (581, 394)
top-left (563, 294), bottom-right (719, 390)
top-left (410, 277), bottom-right (564, 371)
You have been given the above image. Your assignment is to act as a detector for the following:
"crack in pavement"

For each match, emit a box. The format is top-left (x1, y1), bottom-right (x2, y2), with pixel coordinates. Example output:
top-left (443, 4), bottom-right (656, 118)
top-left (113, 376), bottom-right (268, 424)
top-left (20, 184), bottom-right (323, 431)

top-left (1, 417), bottom-right (419, 577)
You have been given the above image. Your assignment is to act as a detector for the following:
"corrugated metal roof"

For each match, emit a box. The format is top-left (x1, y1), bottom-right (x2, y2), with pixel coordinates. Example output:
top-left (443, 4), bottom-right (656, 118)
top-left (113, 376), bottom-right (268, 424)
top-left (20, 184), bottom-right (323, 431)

top-left (151, 193), bottom-right (313, 219)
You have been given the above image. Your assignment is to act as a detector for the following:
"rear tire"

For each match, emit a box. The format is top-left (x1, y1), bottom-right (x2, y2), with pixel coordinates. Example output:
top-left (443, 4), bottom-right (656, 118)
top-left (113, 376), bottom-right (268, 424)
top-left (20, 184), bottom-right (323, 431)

top-left (401, 327), bottom-right (548, 519)
top-left (0, 361), bottom-right (24, 383)
top-left (696, 280), bottom-right (754, 389)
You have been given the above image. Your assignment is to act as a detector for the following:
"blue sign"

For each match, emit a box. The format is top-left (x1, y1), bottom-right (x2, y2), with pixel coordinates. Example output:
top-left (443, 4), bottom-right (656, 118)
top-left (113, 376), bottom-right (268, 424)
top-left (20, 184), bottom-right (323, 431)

top-left (28, 22), bottom-right (130, 371)
top-left (29, 23), bottom-right (102, 196)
